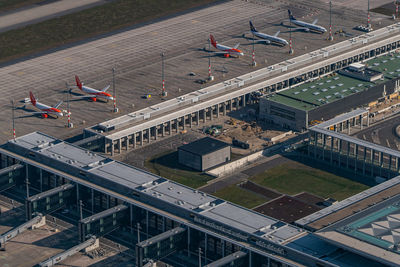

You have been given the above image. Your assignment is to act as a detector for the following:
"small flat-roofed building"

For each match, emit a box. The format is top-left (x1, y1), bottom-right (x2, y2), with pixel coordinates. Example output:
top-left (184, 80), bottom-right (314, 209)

top-left (178, 137), bottom-right (230, 171)
top-left (339, 63), bottom-right (383, 82)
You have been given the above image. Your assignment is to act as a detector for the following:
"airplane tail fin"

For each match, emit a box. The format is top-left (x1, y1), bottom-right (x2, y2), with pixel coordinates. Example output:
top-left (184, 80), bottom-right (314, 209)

top-left (249, 21), bottom-right (257, 32)
top-left (29, 91), bottom-right (36, 106)
top-left (288, 9), bottom-right (296, 20)
top-left (75, 75), bottom-right (83, 90)
top-left (210, 34), bottom-right (217, 48)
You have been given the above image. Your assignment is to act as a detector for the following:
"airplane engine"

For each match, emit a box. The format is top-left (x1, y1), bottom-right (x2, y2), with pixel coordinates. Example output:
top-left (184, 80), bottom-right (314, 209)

top-left (41, 114), bottom-right (48, 118)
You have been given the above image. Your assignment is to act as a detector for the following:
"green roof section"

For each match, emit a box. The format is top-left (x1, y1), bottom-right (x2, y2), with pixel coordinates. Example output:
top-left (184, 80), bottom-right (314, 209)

top-left (366, 53), bottom-right (400, 79)
top-left (266, 52), bottom-right (400, 111)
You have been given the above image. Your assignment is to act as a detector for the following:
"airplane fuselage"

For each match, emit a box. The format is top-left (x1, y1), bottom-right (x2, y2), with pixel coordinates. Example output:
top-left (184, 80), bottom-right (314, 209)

top-left (252, 31), bottom-right (288, 46)
top-left (215, 43), bottom-right (244, 57)
top-left (82, 86), bottom-right (114, 100)
top-left (290, 19), bottom-right (327, 33)
top-left (34, 102), bottom-right (63, 117)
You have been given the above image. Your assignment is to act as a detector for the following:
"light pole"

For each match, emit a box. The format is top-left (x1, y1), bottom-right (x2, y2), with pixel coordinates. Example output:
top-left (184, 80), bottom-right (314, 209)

top-left (161, 52), bottom-right (167, 97)
top-left (367, 0), bottom-right (371, 28)
top-left (11, 100), bottom-right (15, 140)
top-left (208, 38), bottom-right (214, 81)
top-left (112, 67), bottom-right (118, 113)
top-left (252, 32), bottom-right (257, 66)
top-left (328, 1), bottom-right (333, 41)
top-left (289, 20), bottom-right (294, 54)
top-left (65, 82), bottom-right (73, 128)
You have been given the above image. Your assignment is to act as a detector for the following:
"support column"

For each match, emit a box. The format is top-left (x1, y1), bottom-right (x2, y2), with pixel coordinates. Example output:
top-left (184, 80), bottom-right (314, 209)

top-left (39, 169), bottom-right (43, 192)
top-left (91, 188), bottom-right (94, 214)
top-left (363, 146), bottom-right (366, 175)
top-left (229, 99), bottom-right (233, 111)
top-left (371, 149), bottom-right (374, 177)
top-left (223, 102), bottom-right (227, 115)
top-left (117, 138), bottom-right (121, 153)
top-left (242, 95), bottom-right (246, 107)
top-left (346, 141), bottom-right (350, 169)
top-left (140, 131), bottom-right (143, 146)
top-left (161, 124), bottom-right (165, 137)
top-left (146, 210), bottom-right (149, 237)
top-left (111, 140), bottom-right (115, 156)
top-left (196, 111), bottom-right (200, 125)
top-left (182, 116), bottom-right (186, 130)
top-left (216, 105), bottom-right (219, 118)
top-left (168, 121), bottom-right (172, 135)
top-left (147, 128), bottom-right (150, 143)
top-left (396, 157), bottom-right (400, 173)
top-left (133, 133), bottom-right (136, 148)
top-left (354, 144), bottom-right (358, 173)
top-left (347, 120), bottom-right (351, 135)
top-left (189, 114), bottom-right (193, 128)
top-left (210, 108), bottom-right (213, 121)
top-left (330, 136), bottom-right (334, 164)
top-left (154, 127), bottom-right (158, 140)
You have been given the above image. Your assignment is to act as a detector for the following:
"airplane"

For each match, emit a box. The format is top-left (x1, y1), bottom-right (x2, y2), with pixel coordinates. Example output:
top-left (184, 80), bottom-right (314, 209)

top-left (249, 21), bottom-right (288, 46)
top-left (26, 91), bottom-right (63, 118)
top-left (287, 10), bottom-right (327, 34)
top-left (72, 75), bottom-right (114, 102)
top-left (209, 34), bottom-right (244, 58)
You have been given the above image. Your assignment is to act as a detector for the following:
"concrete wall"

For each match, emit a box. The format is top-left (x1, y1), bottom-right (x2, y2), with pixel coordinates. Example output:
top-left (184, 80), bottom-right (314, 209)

top-left (207, 150), bottom-right (264, 177)
top-left (201, 146), bottom-right (231, 171)
top-left (178, 149), bottom-right (201, 171)
top-left (259, 98), bottom-right (307, 131)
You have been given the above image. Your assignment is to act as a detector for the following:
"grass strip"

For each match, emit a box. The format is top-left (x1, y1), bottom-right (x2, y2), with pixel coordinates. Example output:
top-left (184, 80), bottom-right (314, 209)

top-left (250, 162), bottom-right (369, 201)
top-left (0, 0), bottom-right (220, 63)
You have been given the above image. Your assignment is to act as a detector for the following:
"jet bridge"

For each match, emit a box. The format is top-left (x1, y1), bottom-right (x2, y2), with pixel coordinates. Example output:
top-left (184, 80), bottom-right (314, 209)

top-left (38, 235), bottom-right (98, 267)
top-left (204, 251), bottom-right (248, 267)
top-left (135, 227), bottom-right (186, 267)
top-left (78, 204), bottom-right (128, 242)
top-left (0, 163), bottom-right (24, 191)
top-left (25, 183), bottom-right (75, 220)
top-left (0, 213), bottom-right (45, 249)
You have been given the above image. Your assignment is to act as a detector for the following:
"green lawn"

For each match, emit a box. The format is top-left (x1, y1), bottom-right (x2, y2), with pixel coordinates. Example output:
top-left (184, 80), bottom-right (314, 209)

top-left (250, 162), bottom-right (369, 201)
top-left (0, 0), bottom-right (219, 62)
top-left (212, 184), bottom-right (268, 209)
top-left (0, 0), bottom-right (44, 13)
top-left (144, 151), bottom-right (214, 189)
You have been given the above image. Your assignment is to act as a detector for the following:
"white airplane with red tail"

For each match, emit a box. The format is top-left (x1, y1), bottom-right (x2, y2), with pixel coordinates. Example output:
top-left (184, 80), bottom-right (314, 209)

top-left (209, 34), bottom-right (244, 58)
top-left (26, 91), bottom-right (63, 118)
top-left (72, 75), bottom-right (114, 102)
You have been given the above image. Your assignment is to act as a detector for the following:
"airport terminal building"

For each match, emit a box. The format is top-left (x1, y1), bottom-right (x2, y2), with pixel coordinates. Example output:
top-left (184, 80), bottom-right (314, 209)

top-left (0, 131), bottom-right (395, 267)
top-left (260, 55), bottom-right (400, 131)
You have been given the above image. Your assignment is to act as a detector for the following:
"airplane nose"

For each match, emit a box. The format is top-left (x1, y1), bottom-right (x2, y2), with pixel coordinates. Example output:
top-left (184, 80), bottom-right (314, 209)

top-left (240, 52), bottom-right (244, 56)
top-left (59, 112), bottom-right (64, 117)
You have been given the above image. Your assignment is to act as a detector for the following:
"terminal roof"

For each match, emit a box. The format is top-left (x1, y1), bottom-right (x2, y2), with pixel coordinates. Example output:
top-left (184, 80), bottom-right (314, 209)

top-left (178, 137), bottom-right (230, 156)
top-left (6, 132), bottom-right (303, 246)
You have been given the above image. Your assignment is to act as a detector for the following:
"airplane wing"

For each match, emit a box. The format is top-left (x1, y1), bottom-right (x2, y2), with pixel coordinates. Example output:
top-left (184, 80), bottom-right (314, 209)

top-left (233, 43), bottom-right (240, 49)
top-left (26, 111), bottom-right (47, 115)
top-left (101, 85), bottom-right (111, 92)
top-left (312, 19), bottom-right (318, 25)
top-left (274, 30), bottom-right (281, 37)
top-left (257, 40), bottom-right (270, 44)
top-left (293, 26), bottom-right (310, 32)
top-left (53, 101), bottom-right (63, 109)
top-left (71, 95), bottom-right (94, 99)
